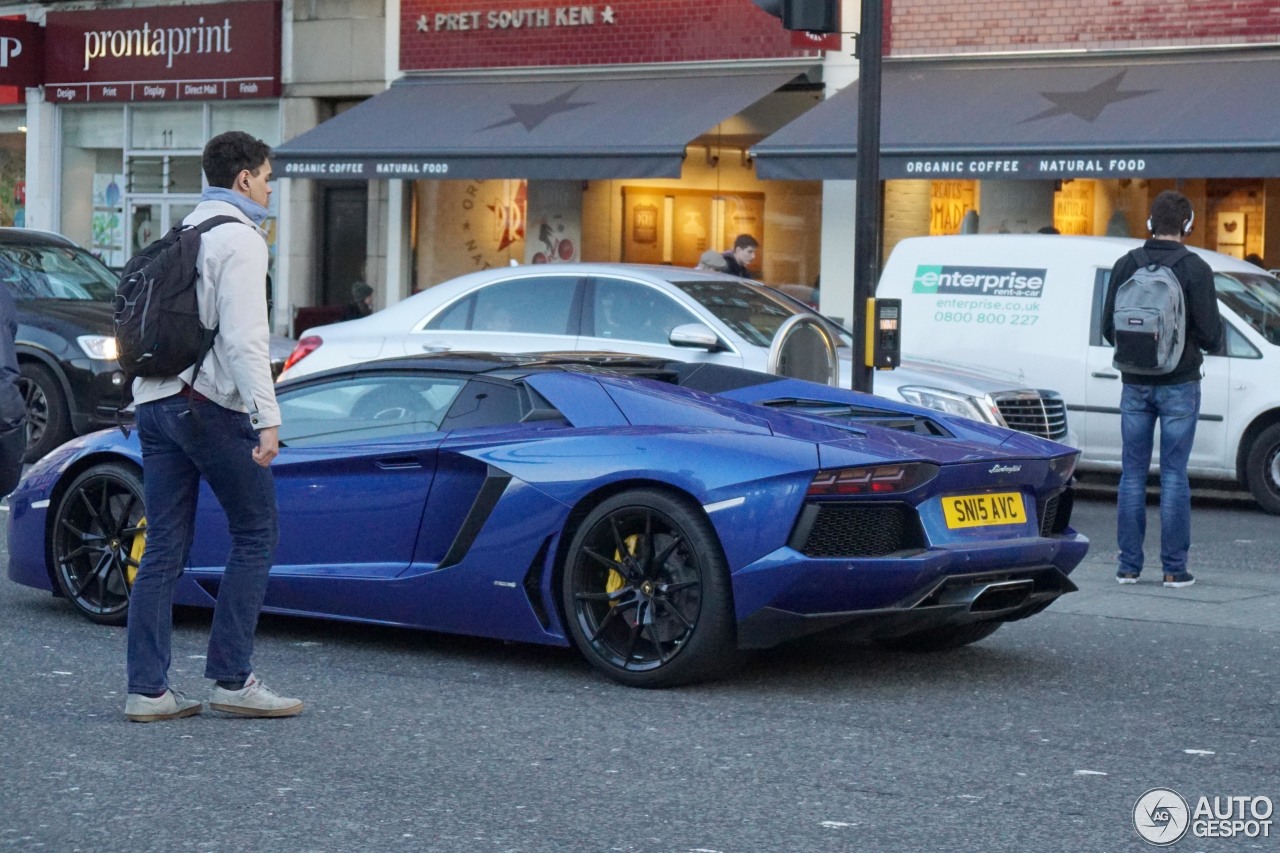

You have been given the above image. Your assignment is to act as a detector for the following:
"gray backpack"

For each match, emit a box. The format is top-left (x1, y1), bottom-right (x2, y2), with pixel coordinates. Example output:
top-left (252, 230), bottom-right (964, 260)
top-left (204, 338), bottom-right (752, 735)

top-left (1111, 247), bottom-right (1189, 375)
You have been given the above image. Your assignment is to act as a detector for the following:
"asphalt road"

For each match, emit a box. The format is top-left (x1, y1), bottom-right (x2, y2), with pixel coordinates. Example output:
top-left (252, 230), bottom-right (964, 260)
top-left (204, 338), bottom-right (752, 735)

top-left (1, 492), bottom-right (1278, 852)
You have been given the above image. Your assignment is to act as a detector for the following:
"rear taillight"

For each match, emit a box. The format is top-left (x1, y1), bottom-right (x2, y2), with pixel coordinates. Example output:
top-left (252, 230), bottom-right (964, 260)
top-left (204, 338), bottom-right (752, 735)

top-left (281, 336), bottom-right (322, 374)
top-left (807, 463), bottom-right (939, 496)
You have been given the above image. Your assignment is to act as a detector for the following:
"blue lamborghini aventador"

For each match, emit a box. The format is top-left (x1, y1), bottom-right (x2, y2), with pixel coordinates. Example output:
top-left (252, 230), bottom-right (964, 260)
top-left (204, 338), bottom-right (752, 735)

top-left (7, 353), bottom-right (1088, 687)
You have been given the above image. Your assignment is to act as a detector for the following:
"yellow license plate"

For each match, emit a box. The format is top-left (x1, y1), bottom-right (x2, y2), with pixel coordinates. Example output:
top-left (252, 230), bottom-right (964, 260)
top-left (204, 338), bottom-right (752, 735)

top-left (943, 492), bottom-right (1026, 529)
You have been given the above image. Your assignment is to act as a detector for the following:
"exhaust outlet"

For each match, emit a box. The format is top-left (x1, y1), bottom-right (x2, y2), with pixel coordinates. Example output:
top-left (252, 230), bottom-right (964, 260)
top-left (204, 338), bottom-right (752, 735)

top-left (970, 579), bottom-right (1035, 613)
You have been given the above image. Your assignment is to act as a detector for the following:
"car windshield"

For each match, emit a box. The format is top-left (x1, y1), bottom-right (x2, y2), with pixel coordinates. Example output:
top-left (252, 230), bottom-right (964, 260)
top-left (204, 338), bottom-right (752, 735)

top-left (1215, 271), bottom-right (1280, 346)
top-left (670, 278), bottom-right (852, 348)
top-left (0, 244), bottom-right (118, 301)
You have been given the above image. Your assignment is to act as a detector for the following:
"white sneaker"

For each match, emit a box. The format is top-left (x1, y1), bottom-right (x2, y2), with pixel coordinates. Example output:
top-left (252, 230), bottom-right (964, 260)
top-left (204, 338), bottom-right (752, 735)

top-left (209, 673), bottom-right (303, 718)
top-left (125, 689), bottom-right (202, 723)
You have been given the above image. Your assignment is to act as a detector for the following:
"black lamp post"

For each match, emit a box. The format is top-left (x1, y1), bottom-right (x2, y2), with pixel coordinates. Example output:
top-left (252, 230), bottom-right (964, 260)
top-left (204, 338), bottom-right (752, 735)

top-left (852, 0), bottom-right (883, 393)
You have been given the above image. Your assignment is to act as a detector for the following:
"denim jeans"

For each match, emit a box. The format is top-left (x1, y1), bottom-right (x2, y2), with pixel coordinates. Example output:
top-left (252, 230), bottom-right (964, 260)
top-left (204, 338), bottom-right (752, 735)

top-left (126, 396), bottom-right (278, 694)
top-left (1116, 380), bottom-right (1200, 577)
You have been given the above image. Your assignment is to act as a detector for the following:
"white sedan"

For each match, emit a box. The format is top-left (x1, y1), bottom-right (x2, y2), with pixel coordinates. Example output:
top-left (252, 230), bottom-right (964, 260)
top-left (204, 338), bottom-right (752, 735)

top-left (279, 263), bottom-right (1070, 442)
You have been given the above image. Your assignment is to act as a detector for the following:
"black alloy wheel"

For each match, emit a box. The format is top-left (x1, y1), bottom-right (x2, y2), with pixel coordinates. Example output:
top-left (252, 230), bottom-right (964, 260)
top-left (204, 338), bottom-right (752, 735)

top-left (18, 362), bottom-right (72, 463)
top-left (1245, 423), bottom-right (1280, 515)
top-left (51, 463), bottom-right (146, 626)
top-left (562, 489), bottom-right (738, 688)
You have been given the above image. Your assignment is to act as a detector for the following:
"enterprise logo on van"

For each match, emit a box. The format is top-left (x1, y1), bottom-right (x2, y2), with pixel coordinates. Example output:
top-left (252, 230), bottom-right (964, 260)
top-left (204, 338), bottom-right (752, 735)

top-left (912, 265), bottom-right (1047, 298)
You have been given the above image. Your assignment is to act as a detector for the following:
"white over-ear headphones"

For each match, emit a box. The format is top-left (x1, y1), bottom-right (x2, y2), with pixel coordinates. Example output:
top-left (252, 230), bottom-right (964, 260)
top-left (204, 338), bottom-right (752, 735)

top-left (1148, 209), bottom-right (1195, 235)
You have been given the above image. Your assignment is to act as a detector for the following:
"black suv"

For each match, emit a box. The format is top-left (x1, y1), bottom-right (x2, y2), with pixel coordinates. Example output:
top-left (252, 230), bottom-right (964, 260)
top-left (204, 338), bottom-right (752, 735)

top-left (1, 228), bottom-right (129, 462)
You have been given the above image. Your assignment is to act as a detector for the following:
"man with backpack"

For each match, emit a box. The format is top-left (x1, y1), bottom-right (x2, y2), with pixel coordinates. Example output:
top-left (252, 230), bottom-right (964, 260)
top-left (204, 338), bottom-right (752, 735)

top-left (124, 131), bottom-right (302, 722)
top-left (1102, 190), bottom-right (1223, 590)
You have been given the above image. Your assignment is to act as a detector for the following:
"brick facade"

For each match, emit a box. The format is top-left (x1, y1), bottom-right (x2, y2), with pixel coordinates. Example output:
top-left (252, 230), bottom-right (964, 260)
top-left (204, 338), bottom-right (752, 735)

top-left (400, 0), bottom-right (816, 71)
top-left (888, 0), bottom-right (1280, 55)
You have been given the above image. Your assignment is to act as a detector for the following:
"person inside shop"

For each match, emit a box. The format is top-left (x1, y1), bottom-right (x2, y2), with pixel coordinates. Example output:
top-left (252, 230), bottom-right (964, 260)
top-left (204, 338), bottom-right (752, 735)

top-left (342, 281), bottom-right (374, 321)
top-left (1037, 225), bottom-right (1060, 234)
top-left (721, 234), bottom-right (758, 278)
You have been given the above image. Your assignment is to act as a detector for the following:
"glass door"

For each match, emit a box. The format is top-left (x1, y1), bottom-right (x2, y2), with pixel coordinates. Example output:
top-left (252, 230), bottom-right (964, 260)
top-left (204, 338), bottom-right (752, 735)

top-left (128, 198), bottom-right (200, 255)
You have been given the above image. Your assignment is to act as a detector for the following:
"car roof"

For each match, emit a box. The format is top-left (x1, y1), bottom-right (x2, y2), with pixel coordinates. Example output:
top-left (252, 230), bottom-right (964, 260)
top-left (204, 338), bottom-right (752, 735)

top-left (0, 227), bottom-right (81, 249)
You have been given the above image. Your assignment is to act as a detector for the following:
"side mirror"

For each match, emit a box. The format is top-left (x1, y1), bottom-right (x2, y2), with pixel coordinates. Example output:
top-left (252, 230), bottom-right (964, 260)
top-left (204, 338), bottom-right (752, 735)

top-left (669, 323), bottom-right (722, 350)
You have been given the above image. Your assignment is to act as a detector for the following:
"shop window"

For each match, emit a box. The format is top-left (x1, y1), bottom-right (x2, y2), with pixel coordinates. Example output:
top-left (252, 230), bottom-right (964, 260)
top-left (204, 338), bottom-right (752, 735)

top-left (0, 110), bottom-right (25, 227)
top-left (129, 105), bottom-right (203, 150)
top-left (58, 103), bottom-right (280, 269)
top-left (62, 108), bottom-right (124, 149)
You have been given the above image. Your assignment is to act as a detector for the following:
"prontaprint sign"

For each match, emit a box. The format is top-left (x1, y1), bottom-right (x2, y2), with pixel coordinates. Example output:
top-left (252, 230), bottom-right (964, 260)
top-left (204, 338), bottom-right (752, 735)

top-left (44, 0), bottom-right (281, 102)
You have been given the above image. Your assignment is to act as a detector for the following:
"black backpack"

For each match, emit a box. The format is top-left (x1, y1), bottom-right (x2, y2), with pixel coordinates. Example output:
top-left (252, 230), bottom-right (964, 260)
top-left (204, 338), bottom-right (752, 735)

top-left (113, 215), bottom-right (241, 379)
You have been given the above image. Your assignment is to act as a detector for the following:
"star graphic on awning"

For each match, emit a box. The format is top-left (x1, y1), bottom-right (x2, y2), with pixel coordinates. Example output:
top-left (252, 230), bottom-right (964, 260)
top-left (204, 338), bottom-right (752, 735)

top-left (481, 86), bottom-right (594, 132)
top-left (1020, 71), bottom-right (1157, 123)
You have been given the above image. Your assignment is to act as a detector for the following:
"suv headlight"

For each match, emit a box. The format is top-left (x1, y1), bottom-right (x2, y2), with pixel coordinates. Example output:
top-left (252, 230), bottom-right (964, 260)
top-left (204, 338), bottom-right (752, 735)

top-left (897, 386), bottom-right (1005, 426)
top-left (77, 335), bottom-right (119, 361)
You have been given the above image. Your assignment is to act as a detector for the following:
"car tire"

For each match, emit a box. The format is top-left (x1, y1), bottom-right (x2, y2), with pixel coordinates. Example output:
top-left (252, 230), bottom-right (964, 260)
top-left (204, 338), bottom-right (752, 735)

top-left (1245, 423), bottom-right (1280, 515)
top-left (561, 489), bottom-right (740, 688)
top-left (51, 462), bottom-right (145, 626)
top-left (18, 362), bottom-right (72, 463)
top-left (878, 621), bottom-right (1003, 653)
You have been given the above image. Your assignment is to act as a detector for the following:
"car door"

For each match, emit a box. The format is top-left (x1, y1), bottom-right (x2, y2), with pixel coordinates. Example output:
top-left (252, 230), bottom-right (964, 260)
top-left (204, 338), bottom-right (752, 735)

top-left (187, 372), bottom-right (467, 604)
top-left (1084, 267), bottom-right (1229, 469)
top-left (578, 276), bottom-right (744, 366)
top-left (407, 274), bottom-right (582, 355)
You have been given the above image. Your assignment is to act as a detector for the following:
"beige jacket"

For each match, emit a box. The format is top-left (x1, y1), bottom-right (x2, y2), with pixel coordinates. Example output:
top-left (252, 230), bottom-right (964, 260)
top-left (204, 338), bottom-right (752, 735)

top-left (131, 200), bottom-right (281, 430)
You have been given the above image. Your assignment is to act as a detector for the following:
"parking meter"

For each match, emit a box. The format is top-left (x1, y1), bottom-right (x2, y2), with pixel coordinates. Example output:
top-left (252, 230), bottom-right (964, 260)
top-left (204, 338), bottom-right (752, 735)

top-left (865, 298), bottom-right (901, 370)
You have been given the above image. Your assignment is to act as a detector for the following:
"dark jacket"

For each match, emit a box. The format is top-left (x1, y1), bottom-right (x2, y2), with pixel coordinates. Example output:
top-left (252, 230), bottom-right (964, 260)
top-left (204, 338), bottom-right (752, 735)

top-left (0, 285), bottom-right (26, 495)
top-left (720, 251), bottom-right (751, 279)
top-left (1102, 239), bottom-right (1223, 385)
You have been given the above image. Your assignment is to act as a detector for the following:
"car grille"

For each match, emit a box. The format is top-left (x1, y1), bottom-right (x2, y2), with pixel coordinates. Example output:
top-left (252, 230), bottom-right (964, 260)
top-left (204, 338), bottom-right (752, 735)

top-left (790, 503), bottom-right (925, 558)
top-left (993, 391), bottom-right (1069, 441)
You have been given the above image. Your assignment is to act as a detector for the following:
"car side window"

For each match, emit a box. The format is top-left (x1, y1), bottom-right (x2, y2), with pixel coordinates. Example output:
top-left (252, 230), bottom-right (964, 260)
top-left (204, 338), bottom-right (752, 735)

top-left (277, 375), bottom-right (466, 447)
top-left (438, 380), bottom-right (524, 430)
top-left (1224, 321), bottom-right (1261, 358)
top-left (587, 278), bottom-right (700, 344)
top-left (1094, 267), bottom-right (1258, 359)
top-left (425, 277), bottom-right (579, 334)
top-left (1089, 268), bottom-right (1110, 347)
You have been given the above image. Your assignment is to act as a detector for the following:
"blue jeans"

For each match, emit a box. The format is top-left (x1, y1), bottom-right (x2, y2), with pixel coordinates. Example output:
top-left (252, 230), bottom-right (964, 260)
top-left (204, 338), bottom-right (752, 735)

top-left (1116, 381), bottom-right (1200, 578)
top-left (126, 396), bottom-right (278, 694)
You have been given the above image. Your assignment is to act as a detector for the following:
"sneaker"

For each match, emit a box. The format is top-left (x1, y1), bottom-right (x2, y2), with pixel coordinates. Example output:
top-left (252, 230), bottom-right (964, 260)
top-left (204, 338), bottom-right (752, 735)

top-left (1116, 572), bottom-right (1140, 584)
top-left (1163, 572), bottom-right (1196, 588)
top-left (125, 689), bottom-right (202, 723)
top-left (209, 673), bottom-right (303, 718)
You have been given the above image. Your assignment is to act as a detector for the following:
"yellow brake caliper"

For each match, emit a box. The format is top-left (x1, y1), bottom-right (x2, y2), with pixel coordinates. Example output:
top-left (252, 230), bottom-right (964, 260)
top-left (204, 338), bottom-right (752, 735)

top-left (605, 534), bottom-right (641, 603)
top-left (126, 517), bottom-right (146, 586)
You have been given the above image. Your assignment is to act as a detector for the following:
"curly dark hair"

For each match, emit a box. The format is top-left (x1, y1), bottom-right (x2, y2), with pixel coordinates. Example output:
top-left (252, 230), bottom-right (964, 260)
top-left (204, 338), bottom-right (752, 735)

top-left (732, 233), bottom-right (759, 251)
top-left (202, 131), bottom-right (271, 189)
top-left (1149, 190), bottom-right (1193, 237)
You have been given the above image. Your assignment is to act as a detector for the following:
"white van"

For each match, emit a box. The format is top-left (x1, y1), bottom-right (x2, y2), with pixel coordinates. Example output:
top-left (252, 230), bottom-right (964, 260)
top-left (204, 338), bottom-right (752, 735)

top-left (877, 234), bottom-right (1280, 513)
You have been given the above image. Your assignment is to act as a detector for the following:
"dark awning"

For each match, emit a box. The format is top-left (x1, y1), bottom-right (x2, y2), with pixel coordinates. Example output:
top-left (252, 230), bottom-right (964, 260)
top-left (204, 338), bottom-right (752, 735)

top-left (752, 50), bottom-right (1280, 181)
top-left (274, 70), bottom-right (801, 181)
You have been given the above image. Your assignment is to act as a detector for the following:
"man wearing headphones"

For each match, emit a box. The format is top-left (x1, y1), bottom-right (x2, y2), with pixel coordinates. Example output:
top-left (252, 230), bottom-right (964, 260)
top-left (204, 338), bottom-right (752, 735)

top-left (1102, 190), bottom-right (1222, 589)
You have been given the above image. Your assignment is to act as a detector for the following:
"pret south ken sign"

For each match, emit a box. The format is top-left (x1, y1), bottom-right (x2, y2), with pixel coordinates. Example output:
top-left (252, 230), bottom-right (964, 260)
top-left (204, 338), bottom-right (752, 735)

top-left (43, 0), bottom-right (281, 103)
